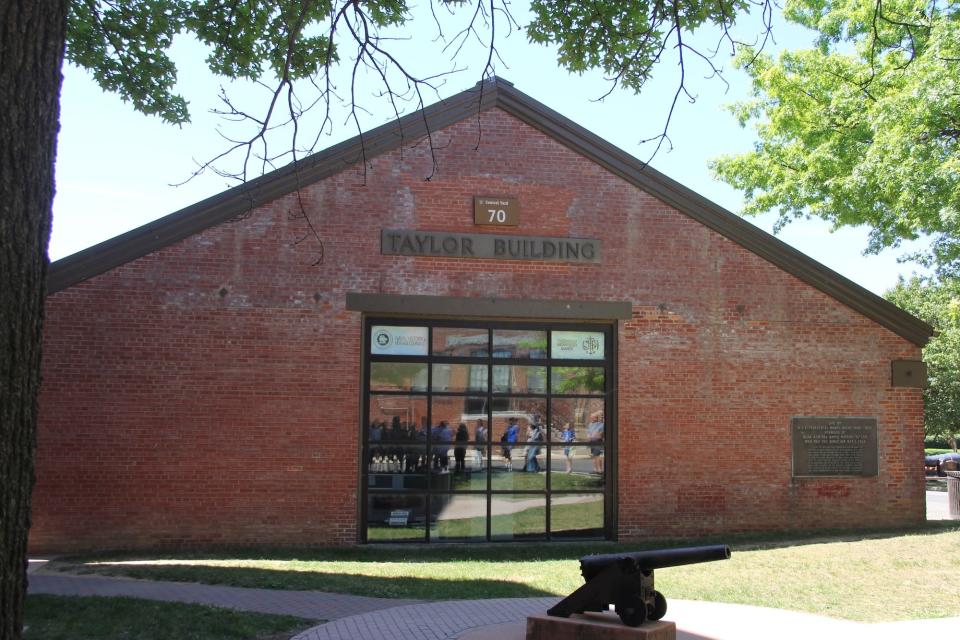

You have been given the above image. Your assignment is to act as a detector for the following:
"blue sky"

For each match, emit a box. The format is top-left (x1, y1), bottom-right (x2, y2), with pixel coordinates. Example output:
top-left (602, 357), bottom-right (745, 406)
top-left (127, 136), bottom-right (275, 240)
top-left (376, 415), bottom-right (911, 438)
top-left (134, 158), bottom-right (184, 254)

top-left (50, 3), bottom-right (930, 295)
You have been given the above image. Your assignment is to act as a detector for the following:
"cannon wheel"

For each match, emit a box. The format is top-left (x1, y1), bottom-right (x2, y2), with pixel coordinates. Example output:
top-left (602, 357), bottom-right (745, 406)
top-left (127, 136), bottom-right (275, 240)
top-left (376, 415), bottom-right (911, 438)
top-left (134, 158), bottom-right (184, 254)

top-left (649, 590), bottom-right (668, 621)
top-left (615, 593), bottom-right (647, 627)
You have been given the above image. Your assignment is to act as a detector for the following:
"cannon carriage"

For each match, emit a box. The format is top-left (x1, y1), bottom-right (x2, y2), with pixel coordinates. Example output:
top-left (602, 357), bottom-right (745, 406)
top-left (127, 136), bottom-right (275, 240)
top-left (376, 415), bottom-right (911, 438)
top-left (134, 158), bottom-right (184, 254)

top-left (547, 544), bottom-right (731, 627)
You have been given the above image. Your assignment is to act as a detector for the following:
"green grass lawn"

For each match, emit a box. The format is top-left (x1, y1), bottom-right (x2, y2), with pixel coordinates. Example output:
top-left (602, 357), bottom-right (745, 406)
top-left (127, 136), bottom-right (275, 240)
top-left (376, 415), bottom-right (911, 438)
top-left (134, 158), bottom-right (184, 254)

top-left (367, 495), bottom-right (603, 541)
top-left (448, 469), bottom-right (602, 491)
top-left (47, 523), bottom-right (960, 622)
top-left (24, 595), bottom-right (312, 640)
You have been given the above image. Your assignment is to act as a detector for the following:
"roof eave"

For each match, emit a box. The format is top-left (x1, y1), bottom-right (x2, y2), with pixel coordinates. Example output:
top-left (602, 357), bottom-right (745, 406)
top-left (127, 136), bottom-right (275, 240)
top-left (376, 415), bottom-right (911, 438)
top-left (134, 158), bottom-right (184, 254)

top-left (47, 78), bottom-right (934, 347)
top-left (491, 83), bottom-right (934, 348)
top-left (46, 81), bottom-right (498, 295)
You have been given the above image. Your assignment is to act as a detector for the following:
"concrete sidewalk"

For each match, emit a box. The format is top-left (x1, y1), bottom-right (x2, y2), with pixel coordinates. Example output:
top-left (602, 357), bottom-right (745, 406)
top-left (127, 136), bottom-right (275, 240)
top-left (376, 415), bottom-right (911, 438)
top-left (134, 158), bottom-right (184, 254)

top-left (28, 571), bottom-right (421, 621)
top-left (452, 600), bottom-right (960, 640)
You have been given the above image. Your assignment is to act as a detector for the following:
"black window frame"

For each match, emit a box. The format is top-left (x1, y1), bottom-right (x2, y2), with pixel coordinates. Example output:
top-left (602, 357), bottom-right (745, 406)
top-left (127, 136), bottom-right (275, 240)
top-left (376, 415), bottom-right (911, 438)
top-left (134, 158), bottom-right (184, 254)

top-left (360, 317), bottom-right (616, 543)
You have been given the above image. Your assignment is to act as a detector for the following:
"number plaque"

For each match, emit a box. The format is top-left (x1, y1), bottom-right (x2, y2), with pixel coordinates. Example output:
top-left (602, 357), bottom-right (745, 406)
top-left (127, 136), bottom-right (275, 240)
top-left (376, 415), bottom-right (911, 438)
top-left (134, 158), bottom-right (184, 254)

top-left (474, 196), bottom-right (519, 226)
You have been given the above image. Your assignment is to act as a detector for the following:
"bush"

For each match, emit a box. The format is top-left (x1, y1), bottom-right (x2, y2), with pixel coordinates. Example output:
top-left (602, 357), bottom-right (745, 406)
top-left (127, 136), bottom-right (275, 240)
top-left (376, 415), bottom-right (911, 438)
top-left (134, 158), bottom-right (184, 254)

top-left (924, 436), bottom-right (956, 450)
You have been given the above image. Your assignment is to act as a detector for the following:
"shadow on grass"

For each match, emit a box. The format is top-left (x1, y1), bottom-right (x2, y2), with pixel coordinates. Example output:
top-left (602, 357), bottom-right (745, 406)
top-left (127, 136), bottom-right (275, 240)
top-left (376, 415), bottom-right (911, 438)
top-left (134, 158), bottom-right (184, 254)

top-left (57, 520), bottom-right (960, 566)
top-left (24, 594), bottom-right (312, 640)
top-left (43, 522), bottom-right (960, 603)
top-left (55, 564), bottom-right (557, 599)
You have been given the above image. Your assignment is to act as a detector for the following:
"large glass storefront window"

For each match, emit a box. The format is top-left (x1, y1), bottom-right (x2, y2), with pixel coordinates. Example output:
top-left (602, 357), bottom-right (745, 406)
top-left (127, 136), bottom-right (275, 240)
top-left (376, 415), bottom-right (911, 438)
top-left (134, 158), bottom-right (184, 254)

top-left (363, 320), bottom-right (612, 543)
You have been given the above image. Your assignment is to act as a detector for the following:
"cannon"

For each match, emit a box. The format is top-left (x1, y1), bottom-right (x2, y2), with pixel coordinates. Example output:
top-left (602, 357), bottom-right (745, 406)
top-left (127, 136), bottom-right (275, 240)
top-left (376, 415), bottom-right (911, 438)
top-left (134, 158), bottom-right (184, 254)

top-left (547, 545), bottom-right (731, 627)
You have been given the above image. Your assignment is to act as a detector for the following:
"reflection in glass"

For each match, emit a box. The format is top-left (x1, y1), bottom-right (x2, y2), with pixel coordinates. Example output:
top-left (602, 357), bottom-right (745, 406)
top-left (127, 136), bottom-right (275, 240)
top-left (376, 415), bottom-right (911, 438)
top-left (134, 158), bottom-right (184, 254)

top-left (547, 445), bottom-right (604, 489)
top-left (551, 493), bottom-right (604, 538)
top-left (549, 398), bottom-right (604, 442)
top-left (551, 367), bottom-right (605, 395)
top-left (368, 443), bottom-right (428, 477)
top-left (430, 396), bottom-right (488, 442)
top-left (432, 364), bottom-right (488, 392)
top-left (490, 399), bottom-right (547, 437)
top-left (490, 398), bottom-right (547, 472)
top-left (490, 459), bottom-right (546, 490)
top-left (428, 431), bottom-right (453, 472)
top-left (490, 494), bottom-right (546, 540)
top-left (370, 362), bottom-right (428, 392)
top-left (427, 418), bottom-right (485, 479)
top-left (428, 467), bottom-right (456, 491)
top-left (492, 330), bottom-right (548, 359)
top-left (369, 395), bottom-right (428, 442)
top-left (430, 494), bottom-right (487, 541)
top-left (433, 327), bottom-right (489, 357)
top-left (492, 366), bottom-right (547, 394)
top-left (429, 446), bottom-right (488, 491)
top-left (365, 320), bottom-right (608, 543)
top-left (366, 494), bottom-right (426, 542)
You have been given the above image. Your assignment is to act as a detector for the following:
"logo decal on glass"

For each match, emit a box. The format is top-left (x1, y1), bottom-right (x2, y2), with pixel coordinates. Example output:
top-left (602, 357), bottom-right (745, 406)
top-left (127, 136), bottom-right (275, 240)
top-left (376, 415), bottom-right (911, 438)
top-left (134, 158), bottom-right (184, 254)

top-left (582, 335), bottom-right (600, 355)
top-left (370, 326), bottom-right (428, 356)
top-left (552, 331), bottom-right (605, 360)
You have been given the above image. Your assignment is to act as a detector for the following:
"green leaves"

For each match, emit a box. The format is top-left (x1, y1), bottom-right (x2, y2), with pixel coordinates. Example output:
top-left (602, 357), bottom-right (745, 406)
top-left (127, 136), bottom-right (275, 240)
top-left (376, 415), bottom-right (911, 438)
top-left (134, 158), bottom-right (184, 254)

top-left (887, 276), bottom-right (960, 441)
top-left (67, 0), bottom-right (191, 123)
top-left (527, 0), bottom-right (752, 92)
top-left (65, 1), bottom-right (414, 125)
top-left (184, 1), bottom-right (341, 82)
top-left (712, 0), bottom-right (960, 274)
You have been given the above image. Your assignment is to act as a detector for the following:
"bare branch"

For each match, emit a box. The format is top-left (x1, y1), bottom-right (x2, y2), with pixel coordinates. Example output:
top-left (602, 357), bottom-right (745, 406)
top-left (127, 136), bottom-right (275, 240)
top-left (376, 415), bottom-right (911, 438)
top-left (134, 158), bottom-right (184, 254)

top-left (637, 17), bottom-right (687, 165)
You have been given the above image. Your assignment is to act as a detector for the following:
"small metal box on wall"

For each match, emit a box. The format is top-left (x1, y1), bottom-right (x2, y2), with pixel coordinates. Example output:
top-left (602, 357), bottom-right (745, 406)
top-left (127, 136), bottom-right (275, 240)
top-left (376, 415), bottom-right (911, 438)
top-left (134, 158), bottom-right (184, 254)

top-left (891, 360), bottom-right (928, 388)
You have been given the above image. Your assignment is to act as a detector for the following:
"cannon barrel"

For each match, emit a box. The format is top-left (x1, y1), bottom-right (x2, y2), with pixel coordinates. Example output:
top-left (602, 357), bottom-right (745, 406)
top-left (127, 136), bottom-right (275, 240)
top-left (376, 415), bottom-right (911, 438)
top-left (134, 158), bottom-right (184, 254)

top-left (580, 544), bottom-right (731, 581)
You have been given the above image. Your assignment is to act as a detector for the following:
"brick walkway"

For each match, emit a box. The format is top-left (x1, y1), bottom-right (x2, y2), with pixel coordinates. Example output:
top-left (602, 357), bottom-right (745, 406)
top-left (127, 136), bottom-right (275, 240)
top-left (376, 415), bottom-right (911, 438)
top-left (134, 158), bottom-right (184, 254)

top-left (292, 599), bottom-right (960, 640)
top-left (290, 597), bottom-right (560, 640)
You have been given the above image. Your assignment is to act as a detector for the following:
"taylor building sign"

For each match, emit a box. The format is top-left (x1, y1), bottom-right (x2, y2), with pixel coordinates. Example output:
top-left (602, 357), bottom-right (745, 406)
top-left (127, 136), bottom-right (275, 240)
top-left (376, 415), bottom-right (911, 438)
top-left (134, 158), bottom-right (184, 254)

top-left (381, 229), bottom-right (600, 264)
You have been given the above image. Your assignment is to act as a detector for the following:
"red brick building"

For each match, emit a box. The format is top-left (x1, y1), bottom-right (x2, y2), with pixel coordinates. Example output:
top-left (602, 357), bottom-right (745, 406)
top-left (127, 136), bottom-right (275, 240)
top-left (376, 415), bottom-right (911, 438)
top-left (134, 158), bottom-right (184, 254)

top-left (32, 79), bottom-right (932, 552)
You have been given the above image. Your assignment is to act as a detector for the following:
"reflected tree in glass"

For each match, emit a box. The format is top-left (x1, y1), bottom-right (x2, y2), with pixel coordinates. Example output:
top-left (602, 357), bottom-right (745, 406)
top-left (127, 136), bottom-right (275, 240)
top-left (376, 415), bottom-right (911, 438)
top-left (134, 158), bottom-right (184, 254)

top-left (551, 367), bottom-right (604, 394)
top-left (370, 363), bottom-right (428, 392)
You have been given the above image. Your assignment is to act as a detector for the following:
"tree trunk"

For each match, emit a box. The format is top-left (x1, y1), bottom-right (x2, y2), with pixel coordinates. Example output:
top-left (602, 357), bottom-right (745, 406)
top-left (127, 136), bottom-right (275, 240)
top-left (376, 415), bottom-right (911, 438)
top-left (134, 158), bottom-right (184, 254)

top-left (0, 1), bottom-right (68, 638)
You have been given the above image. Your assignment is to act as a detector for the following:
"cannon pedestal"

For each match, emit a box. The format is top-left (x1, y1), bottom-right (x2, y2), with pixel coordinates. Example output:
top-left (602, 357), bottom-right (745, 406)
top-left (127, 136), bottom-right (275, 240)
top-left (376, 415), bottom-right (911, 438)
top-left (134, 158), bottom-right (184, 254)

top-left (526, 612), bottom-right (676, 640)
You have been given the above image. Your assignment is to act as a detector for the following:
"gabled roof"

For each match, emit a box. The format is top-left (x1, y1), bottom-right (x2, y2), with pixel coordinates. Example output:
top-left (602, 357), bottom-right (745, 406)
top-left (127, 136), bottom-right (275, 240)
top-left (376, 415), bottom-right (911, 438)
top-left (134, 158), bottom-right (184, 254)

top-left (47, 78), bottom-right (934, 347)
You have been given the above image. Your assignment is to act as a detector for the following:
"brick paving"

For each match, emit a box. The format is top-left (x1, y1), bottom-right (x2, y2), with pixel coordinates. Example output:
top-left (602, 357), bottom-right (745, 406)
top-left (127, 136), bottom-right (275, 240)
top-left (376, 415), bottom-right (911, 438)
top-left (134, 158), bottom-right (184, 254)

top-left (290, 597), bottom-right (559, 640)
top-left (291, 597), bottom-right (960, 640)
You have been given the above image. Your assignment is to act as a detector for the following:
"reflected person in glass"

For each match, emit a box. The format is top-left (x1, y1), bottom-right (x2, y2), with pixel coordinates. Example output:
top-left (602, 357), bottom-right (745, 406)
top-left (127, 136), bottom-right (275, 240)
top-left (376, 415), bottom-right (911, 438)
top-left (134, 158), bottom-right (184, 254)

top-left (561, 422), bottom-right (576, 473)
top-left (474, 419), bottom-right (486, 466)
top-left (587, 415), bottom-right (604, 474)
top-left (454, 423), bottom-right (469, 473)
top-left (525, 423), bottom-right (544, 472)
top-left (501, 417), bottom-right (520, 471)
top-left (434, 421), bottom-right (452, 472)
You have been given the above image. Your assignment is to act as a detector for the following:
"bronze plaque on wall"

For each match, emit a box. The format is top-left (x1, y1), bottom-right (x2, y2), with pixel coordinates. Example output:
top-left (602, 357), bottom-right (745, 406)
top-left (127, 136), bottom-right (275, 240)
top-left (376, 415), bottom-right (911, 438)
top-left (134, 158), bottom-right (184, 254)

top-left (474, 196), bottom-right (519, 226)
top-left (791, 417), bottom-right (878, 477)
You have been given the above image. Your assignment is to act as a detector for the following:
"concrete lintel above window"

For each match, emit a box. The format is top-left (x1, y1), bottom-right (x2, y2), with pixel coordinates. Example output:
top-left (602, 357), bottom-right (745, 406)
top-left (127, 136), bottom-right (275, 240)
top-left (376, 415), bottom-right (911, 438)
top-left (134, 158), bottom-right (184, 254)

top-left (345, 293), bottom-right (631, 321)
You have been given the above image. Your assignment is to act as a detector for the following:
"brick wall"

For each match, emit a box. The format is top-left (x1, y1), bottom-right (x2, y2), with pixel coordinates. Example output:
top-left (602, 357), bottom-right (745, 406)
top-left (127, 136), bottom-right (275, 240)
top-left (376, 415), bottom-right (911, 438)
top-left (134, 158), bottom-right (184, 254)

top-left (31, 108), bottom-right (924, 552)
